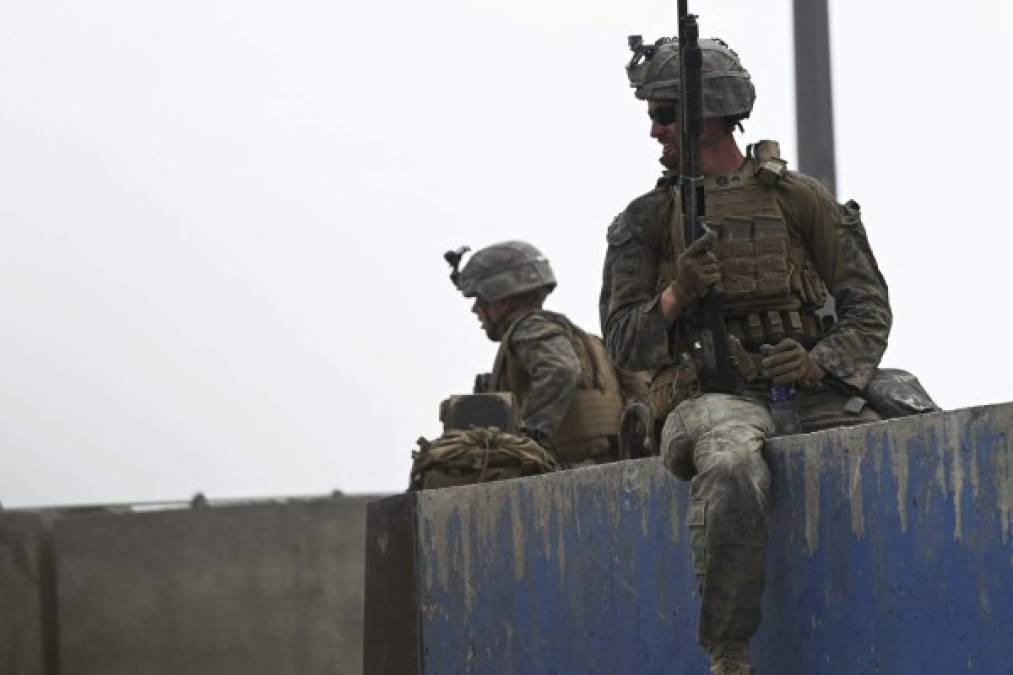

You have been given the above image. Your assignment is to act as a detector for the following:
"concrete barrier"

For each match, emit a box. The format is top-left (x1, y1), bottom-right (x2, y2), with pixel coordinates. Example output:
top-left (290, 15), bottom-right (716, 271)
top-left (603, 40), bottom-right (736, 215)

top-left (0, 494), bottom-right (376, 675)
top-left (0, 512), bottom-right (55, 675)
top-left (364, 403), bottom-right (1013, 674)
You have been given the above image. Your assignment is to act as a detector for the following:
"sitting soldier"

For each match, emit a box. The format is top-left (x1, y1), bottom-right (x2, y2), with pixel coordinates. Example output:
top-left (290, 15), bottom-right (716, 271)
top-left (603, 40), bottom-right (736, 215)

top-left (601, 32), bottom-right (938, 673)
top-left (448, 241), bottom-right (638, 466)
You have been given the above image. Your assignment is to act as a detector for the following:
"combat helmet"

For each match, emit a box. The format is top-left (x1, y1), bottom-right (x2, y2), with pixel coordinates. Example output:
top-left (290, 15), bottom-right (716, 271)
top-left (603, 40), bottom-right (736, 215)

top-left (447, 241), bottom-right (556, 303)
top-left (626, 36), bottom-right (755, 121)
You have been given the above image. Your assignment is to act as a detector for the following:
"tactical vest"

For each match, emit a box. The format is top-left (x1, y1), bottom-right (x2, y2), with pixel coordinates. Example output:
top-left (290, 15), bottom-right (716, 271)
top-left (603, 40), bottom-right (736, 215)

top-left (650, 141), bottom-right (830, 416)
top-left (657, 141), bottom-right (828, 352)
top-left (491, 310), bottom-right (624, 463)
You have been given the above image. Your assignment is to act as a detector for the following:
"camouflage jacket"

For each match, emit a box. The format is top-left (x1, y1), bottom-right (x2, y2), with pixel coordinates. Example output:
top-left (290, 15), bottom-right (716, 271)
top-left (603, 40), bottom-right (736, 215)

top-left (484, 310), bottom-right (584, 441)
top-left (599, 167), bottom-right (892, 392)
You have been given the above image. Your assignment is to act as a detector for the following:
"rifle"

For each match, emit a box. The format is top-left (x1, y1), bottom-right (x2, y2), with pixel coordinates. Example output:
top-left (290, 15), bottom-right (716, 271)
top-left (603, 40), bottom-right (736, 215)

top-left (677, 1), bottom-right (740, 394)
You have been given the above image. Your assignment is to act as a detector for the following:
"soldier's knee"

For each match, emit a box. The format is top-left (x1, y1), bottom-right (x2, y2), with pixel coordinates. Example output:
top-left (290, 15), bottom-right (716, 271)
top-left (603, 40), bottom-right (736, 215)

top-left (696, 448), bottom-right (768, 493)
top-left (700, 451), bottom-right (747, 482)
top-left (702, 454), bottom-right (771, 519)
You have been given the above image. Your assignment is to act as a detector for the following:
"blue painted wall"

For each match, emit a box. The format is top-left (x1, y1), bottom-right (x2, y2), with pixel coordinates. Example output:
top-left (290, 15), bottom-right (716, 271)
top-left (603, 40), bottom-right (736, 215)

top-left (412, 404), bottom-right (1013, 674)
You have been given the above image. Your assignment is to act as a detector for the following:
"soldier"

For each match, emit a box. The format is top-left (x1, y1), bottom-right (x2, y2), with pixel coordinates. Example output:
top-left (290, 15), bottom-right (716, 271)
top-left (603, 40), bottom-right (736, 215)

top-left (452, 241), bottom-right (629, 465)
top-left (600, 37), bottom-right (892, 673)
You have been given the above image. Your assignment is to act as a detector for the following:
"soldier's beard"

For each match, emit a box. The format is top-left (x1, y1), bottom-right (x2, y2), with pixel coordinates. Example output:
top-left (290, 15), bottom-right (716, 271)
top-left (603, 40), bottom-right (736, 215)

top-left (660, 153), bottom-right (680, 171)
top-left (659, 140), bottom-right (681, 171)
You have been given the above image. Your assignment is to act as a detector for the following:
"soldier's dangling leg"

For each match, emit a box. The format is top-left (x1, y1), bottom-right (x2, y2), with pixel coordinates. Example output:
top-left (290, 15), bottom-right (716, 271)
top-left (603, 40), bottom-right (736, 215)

top-left (660, 393), bottom-right (774, 647)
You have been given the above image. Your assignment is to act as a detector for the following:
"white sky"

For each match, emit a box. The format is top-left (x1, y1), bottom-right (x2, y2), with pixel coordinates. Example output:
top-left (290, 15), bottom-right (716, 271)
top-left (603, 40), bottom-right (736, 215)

top-left (2, 0), bottom-right (1011, 507)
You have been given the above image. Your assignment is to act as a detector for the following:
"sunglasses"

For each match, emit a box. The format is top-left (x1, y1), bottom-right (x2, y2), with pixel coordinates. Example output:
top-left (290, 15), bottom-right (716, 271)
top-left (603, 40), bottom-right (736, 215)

top-left (648, 107), bottom-right (678, 125)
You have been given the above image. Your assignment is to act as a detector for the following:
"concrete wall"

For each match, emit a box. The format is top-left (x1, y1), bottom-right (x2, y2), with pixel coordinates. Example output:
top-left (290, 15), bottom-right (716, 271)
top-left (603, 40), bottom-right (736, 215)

top-left (0, 512), bottom-right (55, 675)
top-left (0, 494), bottom-right (376, 675)
top-left (365, 403), bottom-right (1013, 674)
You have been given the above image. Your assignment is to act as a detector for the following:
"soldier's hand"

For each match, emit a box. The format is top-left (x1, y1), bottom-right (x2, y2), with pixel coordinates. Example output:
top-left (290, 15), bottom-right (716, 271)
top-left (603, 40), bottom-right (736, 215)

top-left (670, 229), bottom-right (721, 306)
top-left (761, 338), bottom-right (825, 386)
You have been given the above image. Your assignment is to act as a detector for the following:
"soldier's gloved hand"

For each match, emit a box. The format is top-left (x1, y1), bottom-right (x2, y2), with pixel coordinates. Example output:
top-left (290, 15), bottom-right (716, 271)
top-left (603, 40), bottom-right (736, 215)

top-left (761, 338), bottom-right (825, 386)
top-left (669, 229), bottom-right (721, 306)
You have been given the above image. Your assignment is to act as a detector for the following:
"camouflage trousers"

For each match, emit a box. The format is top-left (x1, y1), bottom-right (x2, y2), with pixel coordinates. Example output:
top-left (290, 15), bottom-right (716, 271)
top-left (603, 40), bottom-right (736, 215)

top-left (660, 389), bottom-right (880, 647)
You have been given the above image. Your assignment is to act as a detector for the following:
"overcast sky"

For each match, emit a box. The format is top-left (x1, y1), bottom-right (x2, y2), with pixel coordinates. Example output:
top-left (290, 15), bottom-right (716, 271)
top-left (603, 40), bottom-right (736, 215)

top-left (2, 0), bottom-right (1011, 507)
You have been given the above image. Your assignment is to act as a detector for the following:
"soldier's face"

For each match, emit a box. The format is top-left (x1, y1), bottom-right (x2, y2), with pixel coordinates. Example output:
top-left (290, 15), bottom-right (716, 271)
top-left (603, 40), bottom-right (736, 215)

top-left (472, 298), bottom-right (508, 341)
top-left (648, 99), bottom-right (680, 164)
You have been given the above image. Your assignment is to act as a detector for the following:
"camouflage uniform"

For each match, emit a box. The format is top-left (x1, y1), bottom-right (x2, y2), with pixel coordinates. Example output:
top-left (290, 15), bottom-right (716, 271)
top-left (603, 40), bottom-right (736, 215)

top-left (601, 160), bottom-right (891, 648)
top-left (603, 37), bottom-right (892, 658)
top-left (454, 242), bottom-right (625, 465)
top-left (484, 309), bottom-right (624, 464)
top-left (489, 311), bottom-right (582, 439)
top-left (601, 169), bottom-right (891, 388)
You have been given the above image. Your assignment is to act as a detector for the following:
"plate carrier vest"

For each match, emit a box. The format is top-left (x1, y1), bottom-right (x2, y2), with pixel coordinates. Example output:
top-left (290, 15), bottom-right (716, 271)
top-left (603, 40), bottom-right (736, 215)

top-left (491, 310), bottom-right (624, 463)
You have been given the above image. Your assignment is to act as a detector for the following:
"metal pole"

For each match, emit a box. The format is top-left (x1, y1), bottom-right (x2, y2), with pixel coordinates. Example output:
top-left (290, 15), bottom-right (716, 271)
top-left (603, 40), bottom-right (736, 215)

top-left (793, 0), bottom-right (837, 196)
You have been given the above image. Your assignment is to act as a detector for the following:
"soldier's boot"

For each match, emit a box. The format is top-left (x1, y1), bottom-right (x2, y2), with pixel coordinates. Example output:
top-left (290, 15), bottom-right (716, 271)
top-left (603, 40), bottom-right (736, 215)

top-left (708, 641), bottom-right (753, 675)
